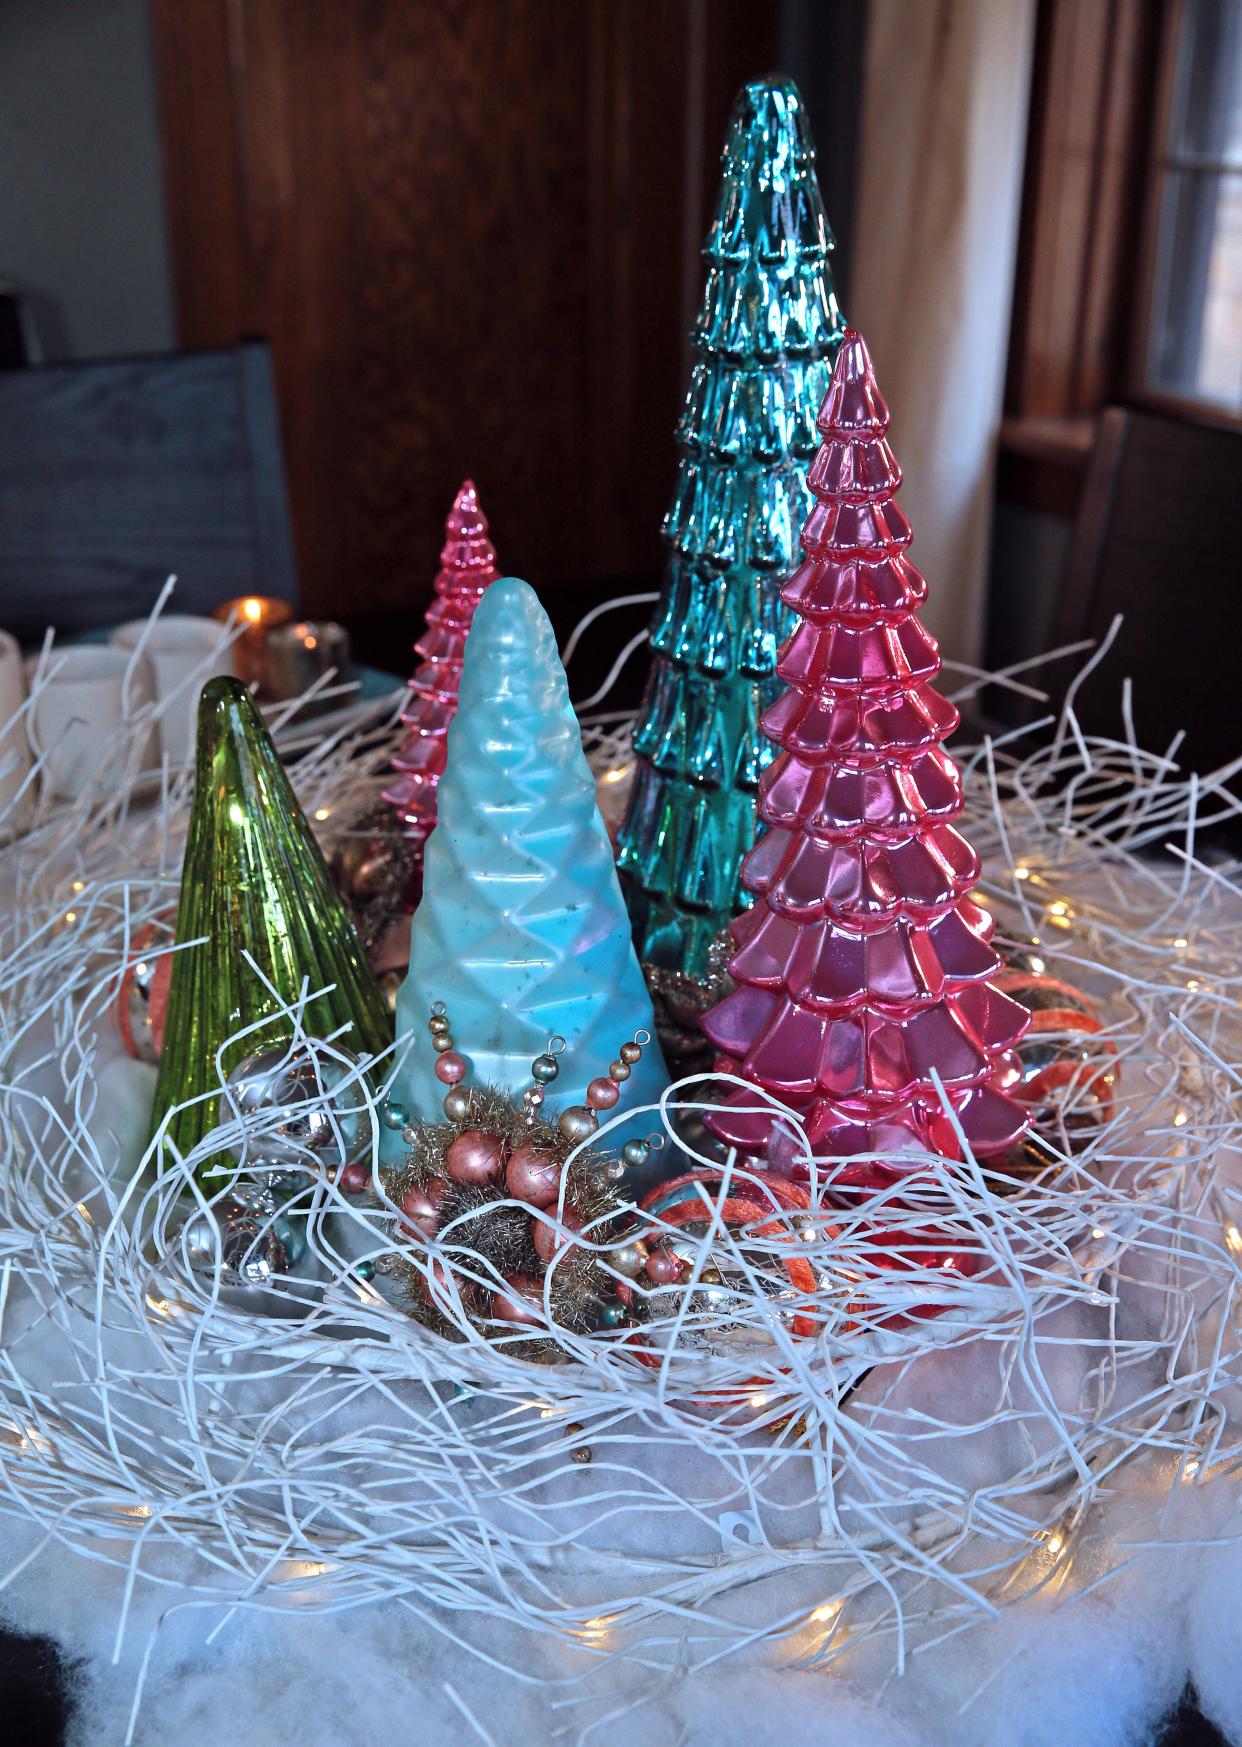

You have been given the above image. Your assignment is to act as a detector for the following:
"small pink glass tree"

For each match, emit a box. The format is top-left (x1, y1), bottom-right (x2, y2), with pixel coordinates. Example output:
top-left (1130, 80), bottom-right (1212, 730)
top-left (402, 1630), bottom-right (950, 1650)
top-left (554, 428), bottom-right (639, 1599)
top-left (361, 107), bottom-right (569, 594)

top-left (383, 480), bottom-right (501, 848)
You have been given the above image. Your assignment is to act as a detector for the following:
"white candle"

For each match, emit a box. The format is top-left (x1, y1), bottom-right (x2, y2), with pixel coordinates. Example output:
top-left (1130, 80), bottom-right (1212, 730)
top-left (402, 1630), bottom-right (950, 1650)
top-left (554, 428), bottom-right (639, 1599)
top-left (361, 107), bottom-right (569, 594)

top-left (25, 645), bottom-right (156, 801)
top-left (0, 630), bottom-right (32, 838)
top-left (109, 615), bottom-right (236, 766)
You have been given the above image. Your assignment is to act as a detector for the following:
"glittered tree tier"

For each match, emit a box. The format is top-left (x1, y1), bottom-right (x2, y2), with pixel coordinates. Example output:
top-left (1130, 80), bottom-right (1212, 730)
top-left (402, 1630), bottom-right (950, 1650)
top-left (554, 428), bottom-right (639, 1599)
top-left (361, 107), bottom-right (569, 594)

top-left (701, 332), bottom-right (1030, 1188)
top-left (383, 481), bottom-right (501, 842)
top-left (617, 76), bottom-right (845, 979)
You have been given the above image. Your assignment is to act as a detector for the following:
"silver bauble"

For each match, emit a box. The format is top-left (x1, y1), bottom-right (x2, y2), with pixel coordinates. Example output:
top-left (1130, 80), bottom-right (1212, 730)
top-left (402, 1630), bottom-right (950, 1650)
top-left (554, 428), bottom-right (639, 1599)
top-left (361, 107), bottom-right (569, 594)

top-left (220, 1212), bottom-right (289, 1287)
top-left (226, 1043), bottom-right (372, 1170)
top-left (179, 1208), bottom-right (223, 1268)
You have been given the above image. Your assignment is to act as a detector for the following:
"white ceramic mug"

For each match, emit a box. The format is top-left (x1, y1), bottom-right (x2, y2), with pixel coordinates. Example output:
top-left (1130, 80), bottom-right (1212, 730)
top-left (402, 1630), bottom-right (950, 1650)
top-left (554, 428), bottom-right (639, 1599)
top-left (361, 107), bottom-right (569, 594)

top-left (0, 629), bottom-right (32, 836)
top-left (109, 616), bottom-right (236, 766)
top-left (25, 645), bottom-right (157, 801)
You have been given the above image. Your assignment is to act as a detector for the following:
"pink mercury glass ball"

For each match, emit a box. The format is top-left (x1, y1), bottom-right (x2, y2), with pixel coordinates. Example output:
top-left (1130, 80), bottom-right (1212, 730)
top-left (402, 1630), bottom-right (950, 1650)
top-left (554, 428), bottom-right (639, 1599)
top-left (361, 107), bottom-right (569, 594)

top-left (491, 1273), bottom-right (546, 1326)
top-left (645, 1244), bottom-right (684, 1285)
top-left (445, 1128), bottom-right (507, 1185)
top-left (400, 1178), bottom-right (449, 1237)
top-left (505, 1144), bottom-right (564, 1208)
top-left (338, 1161), bottom-right (370, 1196)
top-left (532, 1204), bottom-right (583, 1264)
top-left (434, 1050), bottom-right (468, 1085)
top-left (585, 1075), bottom-right (620, 1111)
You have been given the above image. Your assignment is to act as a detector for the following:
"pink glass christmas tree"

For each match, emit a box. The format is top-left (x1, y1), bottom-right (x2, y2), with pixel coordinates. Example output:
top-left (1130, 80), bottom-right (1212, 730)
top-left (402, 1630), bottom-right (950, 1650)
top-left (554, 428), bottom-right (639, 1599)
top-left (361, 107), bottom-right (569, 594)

top-left (382, 481), bottom-right (501, 846)
top-left (701, 331), bottom-right (1030, 1192)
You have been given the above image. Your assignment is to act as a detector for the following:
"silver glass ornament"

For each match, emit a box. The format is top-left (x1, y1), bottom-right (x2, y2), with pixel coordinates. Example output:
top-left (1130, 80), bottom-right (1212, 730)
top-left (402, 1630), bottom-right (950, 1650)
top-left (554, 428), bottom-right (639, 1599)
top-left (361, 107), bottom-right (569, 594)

top-left (220, 1212), bottom-right (289, 1286)
top-left (226, 1043), bottom-right (372, 1171)
top-left (179, 1207), bottom-right (223, 1269)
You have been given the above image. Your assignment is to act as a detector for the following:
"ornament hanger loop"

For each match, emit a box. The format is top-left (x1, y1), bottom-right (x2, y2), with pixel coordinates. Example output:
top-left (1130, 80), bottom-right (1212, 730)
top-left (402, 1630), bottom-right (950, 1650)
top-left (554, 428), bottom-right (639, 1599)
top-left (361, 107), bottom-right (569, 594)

top-left (546, 1035), bottom-right (567, 1057)
top-left (633, 1029), bottom-right (651, 1047)
top-left (430, 1001), bottom-right (446, 1018)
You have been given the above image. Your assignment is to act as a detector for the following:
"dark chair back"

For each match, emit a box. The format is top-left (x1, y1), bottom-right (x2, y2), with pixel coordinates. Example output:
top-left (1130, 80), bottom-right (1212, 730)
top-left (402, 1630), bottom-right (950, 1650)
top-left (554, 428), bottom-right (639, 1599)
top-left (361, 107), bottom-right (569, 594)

top-left (1050, 404), bottom-right (1241, 774)
top-left (0, 342), bottom-right (297, 638)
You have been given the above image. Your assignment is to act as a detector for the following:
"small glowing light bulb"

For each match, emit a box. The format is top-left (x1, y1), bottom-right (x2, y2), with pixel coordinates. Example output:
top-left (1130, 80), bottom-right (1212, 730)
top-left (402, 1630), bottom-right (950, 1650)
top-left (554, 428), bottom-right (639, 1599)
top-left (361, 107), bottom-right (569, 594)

top-left (242, 597), bottom-right (264, 623)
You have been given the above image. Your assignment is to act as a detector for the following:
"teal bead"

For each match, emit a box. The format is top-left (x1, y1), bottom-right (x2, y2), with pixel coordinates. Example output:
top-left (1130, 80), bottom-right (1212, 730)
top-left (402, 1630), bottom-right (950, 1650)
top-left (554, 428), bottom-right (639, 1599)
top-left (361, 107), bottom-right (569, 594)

top-left (355, 1259), bottom-right (375, 1281)
top-left (382, 1100), bottom-right (411, 1131)
top-left (599, 1299), bottom-right (627, 1329)
top-left (622, 1139), bottom-right (651, 1169)
top-left (274, 1217), bottom-right (305, 1266)
top-left (531, 1054), bottom-right (560, 1083)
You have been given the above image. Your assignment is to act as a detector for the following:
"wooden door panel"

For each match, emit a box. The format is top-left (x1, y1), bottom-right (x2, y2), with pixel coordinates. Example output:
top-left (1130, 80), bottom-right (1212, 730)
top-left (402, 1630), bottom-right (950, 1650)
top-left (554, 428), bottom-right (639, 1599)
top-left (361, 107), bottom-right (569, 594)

top-left (151, 0), bottom-right (776, 621)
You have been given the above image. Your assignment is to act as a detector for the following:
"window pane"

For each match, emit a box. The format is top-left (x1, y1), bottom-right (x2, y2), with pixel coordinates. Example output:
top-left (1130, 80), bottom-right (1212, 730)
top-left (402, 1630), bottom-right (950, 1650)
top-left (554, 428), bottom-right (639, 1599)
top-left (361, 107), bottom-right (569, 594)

top-left (1146, 1), bottom-right (1242, 413)
top-left (1168, 0), bottom-right (1242, 168)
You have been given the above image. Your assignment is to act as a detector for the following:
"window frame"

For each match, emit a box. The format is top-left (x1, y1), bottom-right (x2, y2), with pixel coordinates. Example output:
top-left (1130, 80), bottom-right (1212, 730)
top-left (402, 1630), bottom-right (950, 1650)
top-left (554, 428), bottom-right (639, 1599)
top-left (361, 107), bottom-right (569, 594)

top-left (1127, 0), bottom-right (1242, 428)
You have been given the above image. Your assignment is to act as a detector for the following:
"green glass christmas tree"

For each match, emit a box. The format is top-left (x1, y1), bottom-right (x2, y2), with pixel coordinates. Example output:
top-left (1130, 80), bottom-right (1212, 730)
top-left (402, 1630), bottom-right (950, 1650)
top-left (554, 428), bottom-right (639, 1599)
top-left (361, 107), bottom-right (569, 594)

top-left (149, 677), bottom-right (392, 1177)
top-left (617, 75), bottom-right (845, 980)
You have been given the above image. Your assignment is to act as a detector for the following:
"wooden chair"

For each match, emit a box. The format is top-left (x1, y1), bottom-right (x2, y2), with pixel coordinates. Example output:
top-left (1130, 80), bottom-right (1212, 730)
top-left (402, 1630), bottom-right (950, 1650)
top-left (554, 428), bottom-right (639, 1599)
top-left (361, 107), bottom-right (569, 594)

top-left (1048, 404), bottom-right (1241, 779)
top-left (0, 342), bottom-right (298, 639)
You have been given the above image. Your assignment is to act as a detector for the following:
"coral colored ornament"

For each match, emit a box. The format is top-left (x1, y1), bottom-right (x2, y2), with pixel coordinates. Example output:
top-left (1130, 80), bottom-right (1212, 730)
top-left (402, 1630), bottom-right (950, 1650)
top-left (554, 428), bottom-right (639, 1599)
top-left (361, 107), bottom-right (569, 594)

top-left (618, 76), bottom-right (846, 979)
top-left (445, 1128), bottom-right (507, 1185)
top-left (115, 915), bottom-right (175, 1063)
top-left (401, 1178), bottom-right (449, 1236)
top-left (382, 481), bottom-right (501, 850)
top-left (701, 333), bottom-right (1031, 1191)
top-left (532, 1204), bottom-right (583, 1264)
top-left (491, 1274), bottom-right (547, 1327)
top-left (994, 967), bottom-right (1118, 1134)
top-left (505, 1144), bottom-right (563, 1208)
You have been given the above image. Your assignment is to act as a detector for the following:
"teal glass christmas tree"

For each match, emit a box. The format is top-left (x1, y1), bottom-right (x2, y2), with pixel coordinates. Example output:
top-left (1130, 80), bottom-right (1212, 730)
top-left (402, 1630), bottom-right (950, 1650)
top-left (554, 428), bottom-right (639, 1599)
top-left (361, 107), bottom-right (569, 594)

top-left (618, 75), bottom-right (846, 980)
top-left (395, 578), bottom-right (669, 1125)
top-left (149, 678), bottom-right (392, 1177)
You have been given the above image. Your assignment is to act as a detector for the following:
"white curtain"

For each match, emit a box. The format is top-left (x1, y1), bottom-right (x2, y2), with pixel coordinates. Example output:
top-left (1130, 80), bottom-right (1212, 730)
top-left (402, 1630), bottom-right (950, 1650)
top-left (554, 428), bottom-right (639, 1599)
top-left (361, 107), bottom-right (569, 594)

top-left (849, 0), bottom-right (1037, 666)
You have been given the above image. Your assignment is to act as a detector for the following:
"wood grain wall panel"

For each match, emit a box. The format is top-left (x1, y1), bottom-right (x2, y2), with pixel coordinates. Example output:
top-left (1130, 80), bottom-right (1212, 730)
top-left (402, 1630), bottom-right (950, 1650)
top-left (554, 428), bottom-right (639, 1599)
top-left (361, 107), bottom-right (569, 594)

top-left (151, 0), bottom-right (777, 622)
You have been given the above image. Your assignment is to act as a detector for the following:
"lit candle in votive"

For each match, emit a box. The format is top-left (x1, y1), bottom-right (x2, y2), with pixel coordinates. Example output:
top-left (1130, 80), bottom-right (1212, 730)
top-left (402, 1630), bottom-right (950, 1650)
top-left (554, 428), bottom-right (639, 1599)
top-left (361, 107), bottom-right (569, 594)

top-left (263, 620), bottom-right (351, 711)
top-left (212, 596), bottom-right (295, 689)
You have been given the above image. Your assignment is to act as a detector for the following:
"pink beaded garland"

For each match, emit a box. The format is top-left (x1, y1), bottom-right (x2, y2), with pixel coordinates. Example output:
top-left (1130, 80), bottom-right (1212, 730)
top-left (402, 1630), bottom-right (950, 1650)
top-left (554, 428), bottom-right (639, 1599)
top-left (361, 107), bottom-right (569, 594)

top-left (585, 1075), bottom-right (620, 1111)
top-left (434, 1049), bottom-right (468, 1085)
top-left (445, 1128), bottom-right (507, 1185)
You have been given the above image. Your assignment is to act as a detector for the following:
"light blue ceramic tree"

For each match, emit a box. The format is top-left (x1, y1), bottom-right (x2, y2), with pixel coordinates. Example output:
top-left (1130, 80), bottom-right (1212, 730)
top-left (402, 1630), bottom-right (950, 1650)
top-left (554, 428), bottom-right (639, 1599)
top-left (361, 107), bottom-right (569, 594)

top-left (395, 578), bottom-right (669, 1124)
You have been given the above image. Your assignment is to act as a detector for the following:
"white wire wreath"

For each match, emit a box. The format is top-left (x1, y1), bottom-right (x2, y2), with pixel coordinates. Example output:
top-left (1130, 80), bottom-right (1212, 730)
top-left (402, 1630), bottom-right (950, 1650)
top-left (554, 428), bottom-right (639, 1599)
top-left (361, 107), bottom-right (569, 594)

top-left (0, 596), bottom-right (1238, 1740)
